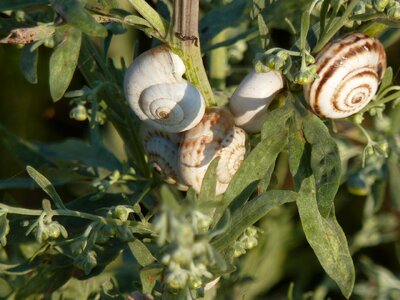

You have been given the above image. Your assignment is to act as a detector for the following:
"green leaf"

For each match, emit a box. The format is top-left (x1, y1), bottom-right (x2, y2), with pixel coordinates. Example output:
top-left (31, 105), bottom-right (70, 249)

top-left (0, 0), bottom-right (49, 10)
top-left (128, 239), bottom-right (156, 267)
top-left (20, 46), bottom-right (38, 84)
top-left (297, 176), bottom-right (355, 298)
top-left (288, 114), bottom-right (307, 187)
top-left (198, 157), bottom-right (220, 203)
top-left (378, 67), bottom-right (393, 95)
top-left (51, 0), bottom-right (107, 37)
top-left (140, 266), bottom-right (162, 295)
top-left (49, 26), bottom-right (82, 101)
top-left (257, 14), bottom-right (269, 49)
top-left (0, 124), bottom-right (53, 169)
top-left (26, 166), bottom-right (67, 210)
top-left (302, 114), bottom-right (341, 218)
top-left (212, 190), bottom-right (297, 251)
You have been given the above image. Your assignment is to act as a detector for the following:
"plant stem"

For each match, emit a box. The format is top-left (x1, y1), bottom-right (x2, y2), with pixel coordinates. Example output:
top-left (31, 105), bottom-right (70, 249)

top-left (171, 0), bottom-right (216, 107)
top-left (127, 0), bottom-right (168, 39)
top-left (0, 203), bottom-right (152, 232)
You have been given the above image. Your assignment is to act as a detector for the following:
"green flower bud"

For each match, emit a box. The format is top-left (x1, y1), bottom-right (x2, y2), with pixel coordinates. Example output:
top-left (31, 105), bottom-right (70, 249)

top-left (243, 236), bottom-right (258, 249)
top-left (69, 104), bottom-right (87, 121)
top-left (166, 269), bottom-right (188, 289)
top-left (387, 3), bottom-right (400, 18)
top-left (189, 275), bottom-right (202, 289)
top-left (35, 225), bottom-right (49, 243)
top-left (172, 248), bottom-right (192, 265)
top-left (95, 111), bottom-right (107, 125)
top-left (114, 205), bottom-right (129, 222)
top-left (373, 0), bottom-right (389, 11)
top-left (47, 222), bottom-right (61, 239)
top-left (43, 37), bottom-right (55, 48)
top-left (294, 65), bottom-right (318, 85)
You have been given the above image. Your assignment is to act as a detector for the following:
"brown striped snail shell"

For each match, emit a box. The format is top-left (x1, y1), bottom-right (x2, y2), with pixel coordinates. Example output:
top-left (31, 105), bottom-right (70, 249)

top-left (140, 125), bottom-right (188, 191)
top-left (304, 33), bottom-right (387, 118)
top-left (179, 109), bottom-right (247, 195)
top-left (124, 45), bottom-right (206, 133)
top-left (229, 70), bottom-right (284, 133)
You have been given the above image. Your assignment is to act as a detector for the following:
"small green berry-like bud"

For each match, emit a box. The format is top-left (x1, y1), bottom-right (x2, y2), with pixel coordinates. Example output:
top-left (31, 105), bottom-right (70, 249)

top-left (373, 0), bottom-right (389, 11)
top-left (70, 104), bottom-right (87, 121)
top-left (166, 269), bottom-right (188, 289)
top-left (114, 205), bottom-right (129, 222)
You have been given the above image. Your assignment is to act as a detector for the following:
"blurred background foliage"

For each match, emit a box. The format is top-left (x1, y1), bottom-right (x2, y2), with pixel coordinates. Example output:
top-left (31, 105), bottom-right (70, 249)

top-left (0, 0), bottom-right (400, 299)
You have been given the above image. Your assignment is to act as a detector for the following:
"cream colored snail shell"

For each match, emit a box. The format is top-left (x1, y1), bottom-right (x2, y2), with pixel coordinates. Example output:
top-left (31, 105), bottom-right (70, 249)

top-left (179, 109), bottom-right (247, 195)
top-left (124, 45), bottom-right (206, 133)
top-left (229, 70), bottom-right (284, 133)
top-left (140, 125), bottom-right (188, 191)
top-left (304, 33), bottom-right (387, 118)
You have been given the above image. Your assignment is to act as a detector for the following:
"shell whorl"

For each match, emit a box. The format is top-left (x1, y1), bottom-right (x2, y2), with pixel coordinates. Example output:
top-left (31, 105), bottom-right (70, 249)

top-left (230, 70), bottom-right (284, 133)
top-left (304, 33), bottom-right (386, 119)
top-left (141, 125), bottom-right (188, 191)
top-left (124, 45), bottom-right (206, 132)
top-left (179, 109), bottom-right (247, 195)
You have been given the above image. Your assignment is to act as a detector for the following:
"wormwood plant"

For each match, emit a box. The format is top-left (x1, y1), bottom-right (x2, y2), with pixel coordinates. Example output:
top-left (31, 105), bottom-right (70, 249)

top-left (1, 0), bottom-right (400, 299)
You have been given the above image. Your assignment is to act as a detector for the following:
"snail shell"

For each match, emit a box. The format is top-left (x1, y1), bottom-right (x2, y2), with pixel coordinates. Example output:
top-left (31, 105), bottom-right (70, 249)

top-left (140, 125), bottom-right (188, 191)
top-left (229, 70), bottom-right (284, 133)
top-left (124, 45), bottom-right (206, 132)
top-left (304, 33), bottom-right (387, 118)
top-left (179, 109), bottom-right (247, 195)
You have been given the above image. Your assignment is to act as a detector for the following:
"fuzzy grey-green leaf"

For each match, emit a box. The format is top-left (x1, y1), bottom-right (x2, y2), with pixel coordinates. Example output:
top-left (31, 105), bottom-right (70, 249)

top-left (297, 176), bottom-right (355, 298)
top-left (20, 46), bottom-right (38, 84)
top-left (49, 27), bottom-right (81, 101)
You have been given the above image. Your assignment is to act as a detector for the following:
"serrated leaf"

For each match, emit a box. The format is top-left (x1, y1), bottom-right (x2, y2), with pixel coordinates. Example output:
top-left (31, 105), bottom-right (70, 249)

top-left (212, 190), bottom-right (297, 251)
top-left (20, 46), bottom-right (38, 84)
top-left (26, 166), bottom-right (66, 210)
top-left (0, 0), bottom-right (49, 10)
top-left (51, 0), bottom-right (107, 37)
top-left (297, 176), bottom-right (354, 298)
top-left (49, 26), bottom-right (82, 101)
top-left (128, 239), bottom-right (156, 267)
top-left (302, 114), bottom-right (341, 218)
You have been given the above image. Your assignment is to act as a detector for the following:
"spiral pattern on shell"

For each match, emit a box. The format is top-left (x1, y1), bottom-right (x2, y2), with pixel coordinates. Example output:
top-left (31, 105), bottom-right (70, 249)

top-left (124, 45), bottom-right (206, 132)
top-left (140, 125), bottom-right (188, 191)
top-left (304, 33), bottom-right (387, 118)
top-left (179, 109), bottom-right (247, 195)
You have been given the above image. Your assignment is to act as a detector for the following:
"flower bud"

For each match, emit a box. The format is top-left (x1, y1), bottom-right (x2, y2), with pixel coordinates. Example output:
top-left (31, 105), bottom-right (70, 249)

top-left (166, 269), bottom-right (188, 289)
top-left (70, 104), bottom-right (87, 121)
top-left (387, 3), bottom-right (400, 19)
top-left (113, 205), bottom-right (130, 222)
top-left (373, 0), bottom-right (389, 11)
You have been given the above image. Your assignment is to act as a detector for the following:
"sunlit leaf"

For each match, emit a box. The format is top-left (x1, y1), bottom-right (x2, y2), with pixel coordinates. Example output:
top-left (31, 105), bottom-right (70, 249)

top-left (49, 26), bottom-right (82, 101)
top-left (297, 176), bottom-right (355, 298)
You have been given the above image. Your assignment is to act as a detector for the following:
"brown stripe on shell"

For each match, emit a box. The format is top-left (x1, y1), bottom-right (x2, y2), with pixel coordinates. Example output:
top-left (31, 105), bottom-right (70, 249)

top-left (332, 83), bottom-right (372, 112)
top-left (311, 35), bottom-right (385, 116)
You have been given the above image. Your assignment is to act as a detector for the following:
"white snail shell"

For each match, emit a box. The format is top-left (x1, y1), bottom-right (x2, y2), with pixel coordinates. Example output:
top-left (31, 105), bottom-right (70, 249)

top-left (304, 33), bottom-right (387, 118)
top-left (229, 70), bottom-right (284, 133)
top-left (179, 109), bottom-right (247, 195)
top-left (140, 125), bottom-right (188, 191)
top-left (124, 45), bottom-right (206, 132)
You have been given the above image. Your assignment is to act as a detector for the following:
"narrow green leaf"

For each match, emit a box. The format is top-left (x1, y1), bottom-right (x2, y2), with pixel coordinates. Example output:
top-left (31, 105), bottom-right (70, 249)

top-left (378, 67), bottom-right (393, 94)
top-left (20, 46), bottom-right (38, 84)
top-left (0, 124), bottom-right (53, 169)
top-left (297, 176), bottom-right (355, 298)
top-left (0, 0), bottom-right (49, 10)
top-left (198, 157), bottom-right (219, 203)
top-left (257, 14), bottom-right (269, 49)
top-left (51, 0), bottom-right (107, 37)
top-left (300, 9), bottom-right (311, 50)
top-left (49, 26), bottom-right (82, 101)
top-left (222, 129), bottom-right (288, 210)
top-left (303, 115), bottom-right (341, 218)
top-left (140, 266), bottom-right (162, 295)
top-left (212, 190), bottom-right (297, 251)
top-left (26, 166), bottom-right (66, 210)
top-left (128, 240), bottom-right (156, 267)
top-left (319, 0), bottom-right (331, 37)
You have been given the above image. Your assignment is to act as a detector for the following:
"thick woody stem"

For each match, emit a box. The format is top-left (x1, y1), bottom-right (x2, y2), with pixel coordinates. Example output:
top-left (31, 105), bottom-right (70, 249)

top-left (172, 0), bottom-right (216, 107)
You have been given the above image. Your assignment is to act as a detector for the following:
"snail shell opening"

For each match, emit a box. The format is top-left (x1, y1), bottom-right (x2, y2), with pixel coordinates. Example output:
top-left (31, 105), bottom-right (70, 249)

top-left (304, 33), bottom-right (386, 119)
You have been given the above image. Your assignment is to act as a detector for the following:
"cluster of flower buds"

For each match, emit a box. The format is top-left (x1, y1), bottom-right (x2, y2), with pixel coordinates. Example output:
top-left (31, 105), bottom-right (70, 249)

top-left (155, 212), bottom-right (215, 290)
top-left (254, 49), bottom-right (292, 74)
top-left (370, 0), bottom-right (400, 18)
top-left (27, 212), bottom-right (68, 243)
top-left (67, 89), bottom-right (108, 124)
top-left (232, 226), bottom-right (259, 258)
